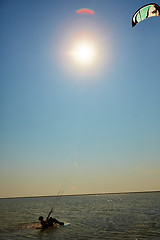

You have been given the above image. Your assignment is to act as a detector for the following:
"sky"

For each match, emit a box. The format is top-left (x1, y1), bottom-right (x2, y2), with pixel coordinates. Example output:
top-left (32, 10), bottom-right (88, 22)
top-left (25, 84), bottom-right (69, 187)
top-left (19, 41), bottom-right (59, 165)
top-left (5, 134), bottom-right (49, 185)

top-left (0, 0), bottom-right (160, 198)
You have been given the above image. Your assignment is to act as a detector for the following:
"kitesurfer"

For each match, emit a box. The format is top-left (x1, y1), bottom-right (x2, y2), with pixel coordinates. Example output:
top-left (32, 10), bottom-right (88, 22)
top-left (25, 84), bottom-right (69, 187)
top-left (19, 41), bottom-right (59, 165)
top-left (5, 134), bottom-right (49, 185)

top-left (38, 209), bottom-right (64, 229)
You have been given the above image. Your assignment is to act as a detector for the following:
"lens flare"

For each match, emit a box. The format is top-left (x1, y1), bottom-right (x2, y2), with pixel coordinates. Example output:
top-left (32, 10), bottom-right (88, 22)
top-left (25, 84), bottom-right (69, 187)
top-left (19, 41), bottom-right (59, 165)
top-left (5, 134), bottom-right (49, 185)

top-left (76, 8), bottom-right (95, 15)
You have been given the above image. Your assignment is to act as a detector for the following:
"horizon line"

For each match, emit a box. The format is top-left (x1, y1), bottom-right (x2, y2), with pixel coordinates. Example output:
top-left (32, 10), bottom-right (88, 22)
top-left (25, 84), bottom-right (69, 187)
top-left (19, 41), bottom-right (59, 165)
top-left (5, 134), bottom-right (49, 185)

top-left (0, 190), bottom-right (159, 200)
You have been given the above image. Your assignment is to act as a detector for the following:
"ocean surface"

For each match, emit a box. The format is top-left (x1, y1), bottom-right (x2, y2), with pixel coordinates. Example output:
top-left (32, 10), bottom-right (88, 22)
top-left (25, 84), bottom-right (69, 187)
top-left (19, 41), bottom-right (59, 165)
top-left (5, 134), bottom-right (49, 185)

top-left (0, 192), bottom-right (159, 239)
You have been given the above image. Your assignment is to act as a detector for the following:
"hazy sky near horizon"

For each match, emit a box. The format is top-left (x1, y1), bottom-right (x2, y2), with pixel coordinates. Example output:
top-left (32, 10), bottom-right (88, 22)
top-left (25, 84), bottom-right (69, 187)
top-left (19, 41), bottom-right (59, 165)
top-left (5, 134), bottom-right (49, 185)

top-left (0, 0), bottom-right (160, 198)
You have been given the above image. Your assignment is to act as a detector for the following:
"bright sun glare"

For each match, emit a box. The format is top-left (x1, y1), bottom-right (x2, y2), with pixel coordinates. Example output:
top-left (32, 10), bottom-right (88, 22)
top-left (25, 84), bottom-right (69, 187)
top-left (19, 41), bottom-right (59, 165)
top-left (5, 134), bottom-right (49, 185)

top-left (71, 41), bottom-right (96, 66)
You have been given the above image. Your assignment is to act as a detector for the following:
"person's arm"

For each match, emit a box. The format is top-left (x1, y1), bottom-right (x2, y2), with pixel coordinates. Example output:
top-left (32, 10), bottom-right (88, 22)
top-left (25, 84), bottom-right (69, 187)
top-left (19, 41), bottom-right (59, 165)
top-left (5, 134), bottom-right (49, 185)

top-left (47, 209), bottom-right (53, 220)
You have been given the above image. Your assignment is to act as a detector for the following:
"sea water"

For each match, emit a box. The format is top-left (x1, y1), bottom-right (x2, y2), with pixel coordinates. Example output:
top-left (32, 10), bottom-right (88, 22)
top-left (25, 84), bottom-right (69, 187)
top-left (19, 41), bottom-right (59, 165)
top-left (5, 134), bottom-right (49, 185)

top-left (0, 192), bottom-right (159, 239)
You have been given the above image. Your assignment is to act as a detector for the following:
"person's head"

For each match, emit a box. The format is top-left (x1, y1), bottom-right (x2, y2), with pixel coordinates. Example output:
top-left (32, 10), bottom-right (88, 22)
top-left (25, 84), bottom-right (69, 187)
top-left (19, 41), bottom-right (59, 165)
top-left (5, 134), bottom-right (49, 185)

top-left (39, 216), bottom-right (44, 221)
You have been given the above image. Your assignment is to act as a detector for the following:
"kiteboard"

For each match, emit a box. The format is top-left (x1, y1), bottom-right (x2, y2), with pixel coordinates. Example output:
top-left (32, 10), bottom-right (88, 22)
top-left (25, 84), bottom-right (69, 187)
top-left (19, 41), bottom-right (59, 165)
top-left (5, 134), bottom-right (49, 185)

top-left (63, 222), bottom-right (70, 227)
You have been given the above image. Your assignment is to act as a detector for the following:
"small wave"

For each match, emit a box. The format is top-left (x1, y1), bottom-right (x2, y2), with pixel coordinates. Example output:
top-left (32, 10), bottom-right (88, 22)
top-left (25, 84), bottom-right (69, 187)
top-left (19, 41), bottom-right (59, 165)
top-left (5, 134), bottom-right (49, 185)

top-left (20, 222), bottom-right (41, 229)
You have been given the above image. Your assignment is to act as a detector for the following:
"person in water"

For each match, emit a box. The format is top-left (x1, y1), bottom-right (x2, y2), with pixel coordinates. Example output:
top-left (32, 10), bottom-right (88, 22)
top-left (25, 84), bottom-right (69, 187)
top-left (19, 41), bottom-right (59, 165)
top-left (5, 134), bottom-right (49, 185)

top-left (38, 209), bottom-right (64, 229)
top-left (38, 216), bottom-right (48, 229)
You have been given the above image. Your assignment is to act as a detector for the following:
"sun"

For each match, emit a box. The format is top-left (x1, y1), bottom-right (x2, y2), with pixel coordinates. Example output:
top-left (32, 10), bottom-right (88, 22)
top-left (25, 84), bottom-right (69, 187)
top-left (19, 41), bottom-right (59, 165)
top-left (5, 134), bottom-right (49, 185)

top-left (63, 30), bottom-right (106, 75)
top-left (71, 41), bottom-right (96, 66)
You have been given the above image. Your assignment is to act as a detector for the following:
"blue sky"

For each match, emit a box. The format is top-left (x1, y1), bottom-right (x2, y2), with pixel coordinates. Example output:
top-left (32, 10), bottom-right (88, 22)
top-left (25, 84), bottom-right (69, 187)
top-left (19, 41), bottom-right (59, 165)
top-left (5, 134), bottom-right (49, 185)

top-left (0, 0), bottom-right (160, 198)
